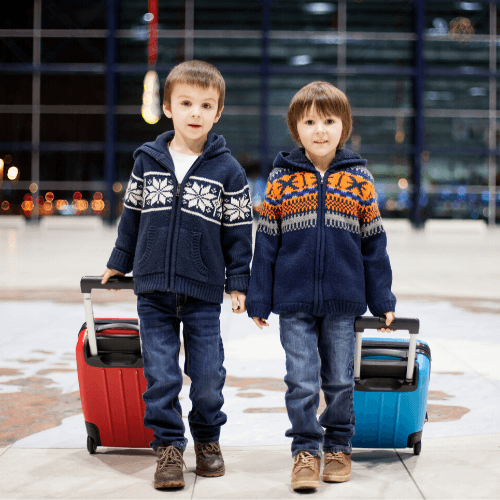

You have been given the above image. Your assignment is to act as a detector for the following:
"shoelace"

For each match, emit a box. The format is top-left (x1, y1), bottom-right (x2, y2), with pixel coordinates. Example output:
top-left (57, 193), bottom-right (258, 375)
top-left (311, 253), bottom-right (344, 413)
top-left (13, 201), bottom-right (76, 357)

top-left (324, 452), bottom-right (346, 465)
top-left (196, 442), bottom-right (221, 458)
top-left (157, 445), bottom-right (186, 472)
top-left (293, 451), bottom-right (317, 473)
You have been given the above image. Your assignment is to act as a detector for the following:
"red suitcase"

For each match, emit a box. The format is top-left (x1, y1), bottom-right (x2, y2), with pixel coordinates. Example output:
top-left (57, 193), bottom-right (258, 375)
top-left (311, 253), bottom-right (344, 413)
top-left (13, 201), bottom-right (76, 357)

top-left (77, 276), bottom-right (154, 453)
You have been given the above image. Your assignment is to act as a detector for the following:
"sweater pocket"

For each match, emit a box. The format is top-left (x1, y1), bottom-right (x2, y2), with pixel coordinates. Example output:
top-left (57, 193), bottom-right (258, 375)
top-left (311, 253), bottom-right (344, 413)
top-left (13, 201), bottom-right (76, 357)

top-left (135, 225), bottom-right (167, 276)
top-left (175, 228), bottom-right (209, 282)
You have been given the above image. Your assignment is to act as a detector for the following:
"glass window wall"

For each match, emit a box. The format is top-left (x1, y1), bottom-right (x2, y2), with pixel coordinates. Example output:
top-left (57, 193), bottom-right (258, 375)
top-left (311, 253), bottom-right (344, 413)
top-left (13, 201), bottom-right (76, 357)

top-left (1, 0), bottom-right (499, 224)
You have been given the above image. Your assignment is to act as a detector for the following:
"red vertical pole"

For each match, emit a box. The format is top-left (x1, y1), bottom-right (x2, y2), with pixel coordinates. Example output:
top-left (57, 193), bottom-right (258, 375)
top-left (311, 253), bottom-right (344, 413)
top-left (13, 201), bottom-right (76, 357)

top-left (148, 0), bottom-right (158, 67)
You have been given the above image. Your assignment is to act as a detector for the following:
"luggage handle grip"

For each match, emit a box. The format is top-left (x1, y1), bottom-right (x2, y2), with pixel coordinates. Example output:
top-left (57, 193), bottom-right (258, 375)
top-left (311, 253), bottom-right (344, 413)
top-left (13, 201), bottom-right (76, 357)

top-left (81, 276), bottom-right (134, 293)
top-left (354, 316), bottom-right (419, 334)
top-left (81, 276), bottom-right (136, 357)
top-left (95, 323), bottom-right (140, 333)
top-left (354, 316), bottom-right (420, 384)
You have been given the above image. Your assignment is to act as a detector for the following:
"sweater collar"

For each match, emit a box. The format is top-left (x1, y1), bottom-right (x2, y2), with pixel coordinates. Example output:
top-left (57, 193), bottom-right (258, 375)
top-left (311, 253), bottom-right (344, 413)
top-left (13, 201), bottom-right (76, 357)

top-left (133, 130), bottom-right (229, 170)
top-left (274, 147), bottom-right (367, 173)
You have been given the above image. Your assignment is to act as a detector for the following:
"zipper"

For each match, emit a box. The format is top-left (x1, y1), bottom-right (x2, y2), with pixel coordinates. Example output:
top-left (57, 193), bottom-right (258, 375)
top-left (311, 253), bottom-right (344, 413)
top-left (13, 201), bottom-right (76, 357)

top-left (314, 174), bottom-right (326, 313)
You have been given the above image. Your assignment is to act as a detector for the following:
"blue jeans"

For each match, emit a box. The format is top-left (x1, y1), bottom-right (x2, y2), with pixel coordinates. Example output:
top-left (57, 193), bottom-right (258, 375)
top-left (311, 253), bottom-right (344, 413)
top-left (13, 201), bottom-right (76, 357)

top-left (137, 292), bottom-right (227, 452)
top-left (279, 312), bottom-right (356, 457)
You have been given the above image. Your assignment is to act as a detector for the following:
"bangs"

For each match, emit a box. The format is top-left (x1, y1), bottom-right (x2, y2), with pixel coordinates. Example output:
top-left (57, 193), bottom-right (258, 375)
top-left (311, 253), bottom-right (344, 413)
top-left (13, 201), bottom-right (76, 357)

top-left (164, 60), bottom-right (225, 113)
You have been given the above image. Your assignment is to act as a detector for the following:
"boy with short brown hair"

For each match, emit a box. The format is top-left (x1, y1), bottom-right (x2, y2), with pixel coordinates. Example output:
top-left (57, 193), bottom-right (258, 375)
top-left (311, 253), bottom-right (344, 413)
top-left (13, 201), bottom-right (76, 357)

top-left (102, 60), bottom-right (253, 489)
top-left (247, 81), bottom-right (396, 490)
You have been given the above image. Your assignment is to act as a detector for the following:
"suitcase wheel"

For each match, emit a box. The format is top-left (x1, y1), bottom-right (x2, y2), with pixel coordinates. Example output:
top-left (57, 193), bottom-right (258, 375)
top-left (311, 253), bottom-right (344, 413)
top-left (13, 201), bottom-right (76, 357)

top-left (87, 436), bottom-right (97, 454)
top-left (413, 441), bottom-right (421, 455)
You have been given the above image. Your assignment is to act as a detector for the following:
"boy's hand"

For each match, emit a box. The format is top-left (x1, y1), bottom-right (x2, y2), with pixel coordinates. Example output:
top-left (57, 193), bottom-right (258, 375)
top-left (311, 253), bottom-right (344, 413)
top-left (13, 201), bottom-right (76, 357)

top-left (230, 291), bottom-right (247, 313)
top-left (252, 317), bottom-right (269, 330)
top-left (100, 268), bottom-right (125, 291)
top-left (377, 311), bottom-right (395, 333)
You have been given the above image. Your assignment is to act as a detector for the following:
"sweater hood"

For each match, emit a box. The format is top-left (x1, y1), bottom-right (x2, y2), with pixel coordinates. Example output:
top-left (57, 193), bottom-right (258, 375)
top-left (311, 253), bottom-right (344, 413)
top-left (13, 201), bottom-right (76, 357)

top-left (133, 130), bottom-right (230, 165)
top-left (273, 147), bottom-right (367, 173)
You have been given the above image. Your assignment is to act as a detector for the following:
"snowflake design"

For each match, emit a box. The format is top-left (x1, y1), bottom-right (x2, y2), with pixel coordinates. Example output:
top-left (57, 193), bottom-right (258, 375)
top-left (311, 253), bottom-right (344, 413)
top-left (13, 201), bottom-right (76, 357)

top-left (212, 193), bottom-right (223, 219)
top-left (144, 177), bottom-right (173, 206)
top-left (183, 181), bottom-right (218, 212)
top-left (124, 180), bottom-right (143, 207)
top-left (224, 194), bottom-right (251, 221)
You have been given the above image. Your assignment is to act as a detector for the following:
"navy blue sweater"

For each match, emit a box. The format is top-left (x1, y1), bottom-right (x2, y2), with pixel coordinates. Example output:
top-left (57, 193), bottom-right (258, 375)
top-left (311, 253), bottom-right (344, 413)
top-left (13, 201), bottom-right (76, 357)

top-left (246, 148), bottom-right (396, 319)
top-left (107, 131), bottom-right (253, 303)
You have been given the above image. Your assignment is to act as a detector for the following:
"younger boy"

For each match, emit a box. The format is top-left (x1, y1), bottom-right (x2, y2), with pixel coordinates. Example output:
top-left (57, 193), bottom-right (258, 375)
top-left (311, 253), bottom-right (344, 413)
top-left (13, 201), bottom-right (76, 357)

top-left (246, 81), bottom-right (396, 490)
top-left (102, 60), bottom-right (253, 489)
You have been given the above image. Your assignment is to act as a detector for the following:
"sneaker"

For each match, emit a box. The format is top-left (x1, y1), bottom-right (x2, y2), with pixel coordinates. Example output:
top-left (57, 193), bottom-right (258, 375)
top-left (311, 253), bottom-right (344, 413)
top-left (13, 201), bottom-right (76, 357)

top-left (154, 445), bottom-right (186, 489)
top-left (194, 441), bottom-right (225, 477)
top-left (322, 452), bottom-right (351, 482)
top-left (291, 451), bottom-right (321, 490)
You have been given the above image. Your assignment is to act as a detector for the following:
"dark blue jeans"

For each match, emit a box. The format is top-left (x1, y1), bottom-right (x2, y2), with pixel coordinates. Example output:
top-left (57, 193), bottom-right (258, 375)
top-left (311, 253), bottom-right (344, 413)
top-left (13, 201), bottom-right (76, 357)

top-left (279, 312), bottom-right (356, 457)
top-left (137, 292), bottom-right (227, 452)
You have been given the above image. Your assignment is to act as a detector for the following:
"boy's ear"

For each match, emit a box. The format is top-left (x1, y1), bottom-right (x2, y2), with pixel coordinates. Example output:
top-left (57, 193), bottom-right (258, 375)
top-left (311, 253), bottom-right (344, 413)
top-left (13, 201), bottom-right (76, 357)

top-left (213, 105), bottom-right (224, 124)
top-left (163, 103), bottom-right (172, 119)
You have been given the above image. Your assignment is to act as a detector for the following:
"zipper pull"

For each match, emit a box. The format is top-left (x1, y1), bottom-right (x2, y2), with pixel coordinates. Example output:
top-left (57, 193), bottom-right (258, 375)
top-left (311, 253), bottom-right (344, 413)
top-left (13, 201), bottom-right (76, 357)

top-left (176, 184), bottom-right (181, 197)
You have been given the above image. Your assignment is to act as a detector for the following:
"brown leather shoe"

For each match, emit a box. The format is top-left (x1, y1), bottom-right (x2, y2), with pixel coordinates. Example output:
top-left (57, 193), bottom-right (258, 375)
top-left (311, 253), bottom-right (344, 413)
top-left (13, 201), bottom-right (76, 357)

top-left (323, 452), bottom-right (351, 482)
top-left (194, 441), bottom-right (225, 477)
top-left (291, 451), bottom-right (321, 490)
top-left (154, 445), bottom-right (186, 489)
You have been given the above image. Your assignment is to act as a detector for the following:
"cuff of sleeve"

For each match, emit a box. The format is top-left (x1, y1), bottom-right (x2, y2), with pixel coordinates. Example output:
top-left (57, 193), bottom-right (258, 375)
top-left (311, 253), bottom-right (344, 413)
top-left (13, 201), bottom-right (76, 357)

top-left (107, 247), bottom-right (134, 275)
top-left (368, 298), bottom-right (397, 317)
top-left (225, 274), bottom-right (250, 294)
top-left (246, 302), bottom-right (272, 321)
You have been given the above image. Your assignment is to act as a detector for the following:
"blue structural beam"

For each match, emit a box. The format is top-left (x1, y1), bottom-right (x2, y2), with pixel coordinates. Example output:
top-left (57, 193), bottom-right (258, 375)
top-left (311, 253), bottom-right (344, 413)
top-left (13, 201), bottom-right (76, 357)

top-left (105, 0), bottom-right (118, 224)
top-left (412, 0), bottom-right (425, 228)
top-left (260, 0), bottom-right (272, 179)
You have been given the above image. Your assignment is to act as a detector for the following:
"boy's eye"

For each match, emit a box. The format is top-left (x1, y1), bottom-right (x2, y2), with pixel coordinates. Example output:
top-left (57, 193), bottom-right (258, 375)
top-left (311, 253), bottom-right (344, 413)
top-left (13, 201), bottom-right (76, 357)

top-left (325, 119), bottom-right (335, 124)
top-left (305, 120), bottom-right (314, 125)
top-left (181, 101), bottom-right (191, 106)
top-left (202, 103), bottom-right (212, 109)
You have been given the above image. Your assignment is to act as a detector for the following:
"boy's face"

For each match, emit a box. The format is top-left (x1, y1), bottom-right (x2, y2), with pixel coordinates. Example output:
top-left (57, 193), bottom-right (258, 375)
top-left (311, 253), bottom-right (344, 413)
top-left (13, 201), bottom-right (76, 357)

top-left (163, 83), bottom-right (223, 143)
top-left (296, 106), bottom-right (343, 160)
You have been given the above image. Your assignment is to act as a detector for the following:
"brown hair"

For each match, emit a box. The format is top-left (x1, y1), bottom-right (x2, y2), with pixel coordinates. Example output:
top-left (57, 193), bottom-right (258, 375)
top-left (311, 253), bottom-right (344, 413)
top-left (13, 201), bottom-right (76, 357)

top-left (286, 81), bottom-right (352, 149)
top-left (163, 60), bottom-right (225, 113)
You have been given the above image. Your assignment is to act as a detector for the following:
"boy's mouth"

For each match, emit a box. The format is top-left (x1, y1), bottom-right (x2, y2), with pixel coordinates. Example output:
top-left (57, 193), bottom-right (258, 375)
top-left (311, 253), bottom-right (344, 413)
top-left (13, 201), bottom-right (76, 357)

top-left (189, 124), bottom-right (202, 128)
top-left (314, 140), bottom-right (327, 144)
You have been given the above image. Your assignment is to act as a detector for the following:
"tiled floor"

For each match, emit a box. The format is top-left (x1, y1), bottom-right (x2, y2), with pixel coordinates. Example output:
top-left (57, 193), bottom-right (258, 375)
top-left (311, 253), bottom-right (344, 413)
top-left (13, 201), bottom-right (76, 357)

top-left (0, 221), bottom-right (500, 498)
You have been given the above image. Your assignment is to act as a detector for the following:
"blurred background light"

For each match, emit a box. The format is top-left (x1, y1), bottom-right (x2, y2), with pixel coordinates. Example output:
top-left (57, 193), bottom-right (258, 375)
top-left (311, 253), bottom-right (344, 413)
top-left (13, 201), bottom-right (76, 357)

top-left (142, 70), bottom-right (161, 125)
top-left (458, 2), bottom-right (482, 11)
top-left (7, 167), bottom-right (19, 181)
top-left (290, 55), bottom-right (312, 66)
top-left (302, 2), bottom-right (336, 14)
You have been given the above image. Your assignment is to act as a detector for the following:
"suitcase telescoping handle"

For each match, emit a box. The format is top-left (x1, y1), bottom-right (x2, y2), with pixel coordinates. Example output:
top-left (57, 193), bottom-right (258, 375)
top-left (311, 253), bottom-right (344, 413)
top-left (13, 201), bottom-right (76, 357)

top-left (80, 276), bottom-right (135, 357)
top-left (354, 316), bottom-right (420, 384)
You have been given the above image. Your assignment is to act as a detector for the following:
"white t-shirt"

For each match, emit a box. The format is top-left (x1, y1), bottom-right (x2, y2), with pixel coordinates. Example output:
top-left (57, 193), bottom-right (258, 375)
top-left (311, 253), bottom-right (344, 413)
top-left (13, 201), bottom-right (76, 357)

top-left (169, 146), bottom-right (199, 183)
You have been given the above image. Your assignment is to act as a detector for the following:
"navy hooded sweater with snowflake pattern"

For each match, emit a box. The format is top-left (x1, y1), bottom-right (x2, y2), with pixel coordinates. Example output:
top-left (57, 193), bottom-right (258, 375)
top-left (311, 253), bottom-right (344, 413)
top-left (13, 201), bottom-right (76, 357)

top-left (107, 130), bottom-right (253, 303)
top-left (246, 147), bottom-right (396, 319)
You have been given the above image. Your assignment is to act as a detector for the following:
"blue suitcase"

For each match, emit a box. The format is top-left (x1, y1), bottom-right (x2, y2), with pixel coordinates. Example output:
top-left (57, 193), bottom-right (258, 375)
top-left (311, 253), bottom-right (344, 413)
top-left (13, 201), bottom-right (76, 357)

top-left (351, 316), bottom-right (430, 455)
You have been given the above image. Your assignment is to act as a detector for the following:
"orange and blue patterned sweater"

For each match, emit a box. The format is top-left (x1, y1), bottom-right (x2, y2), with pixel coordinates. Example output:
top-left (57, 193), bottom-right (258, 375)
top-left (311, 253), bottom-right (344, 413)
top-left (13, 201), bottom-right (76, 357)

top-left (246, 147), bottom-right (396, 319)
